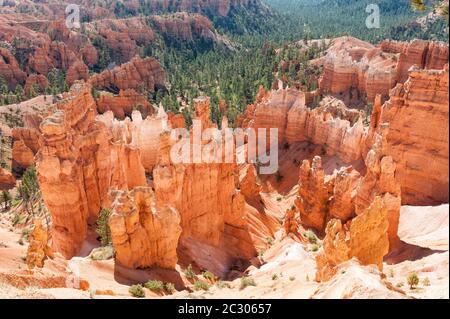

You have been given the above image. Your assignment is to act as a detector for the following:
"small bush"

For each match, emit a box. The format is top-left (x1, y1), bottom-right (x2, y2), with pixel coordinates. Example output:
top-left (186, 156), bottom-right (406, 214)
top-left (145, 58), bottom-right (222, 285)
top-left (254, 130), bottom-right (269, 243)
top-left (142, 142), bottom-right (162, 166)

top-left (194, 280), bottom-right (210, 291)
top-left (407, 273), bottom-right (419, 290)
top-left (240, 277), bottom-right (256, 290)
top-left (303, 230), bottom-right (318, 244)
top-left (202, 271), bottom-right (216, 281)
top-left (276, 197), bottom-right (282, 202)
top-left (388, 269), bottom-right (395, 278)
top-left (184, 264), bottom-right (196, 279)
top-left (422, 277), bottom-right (431, 287)
top-left (21, 228), bottom-right (32, 241)
top-left (144, 280), bottom-right (164, 292)
top-left (90, 246), bottom-right (114, 260)
top-left (272, 274), bottom-right (278, 281)
top-left (164, 282), bottom-right (176, 294)
top-left (289, 276), bottom-right (296, 281)
top-left (129, 284), bottom-right (145, 298)
top-left (266, 237), bottom-right (274, 246)
top-left (310, 244), bottom-right (320, 252)
top-left (217, 281), bottom-right (231, 289)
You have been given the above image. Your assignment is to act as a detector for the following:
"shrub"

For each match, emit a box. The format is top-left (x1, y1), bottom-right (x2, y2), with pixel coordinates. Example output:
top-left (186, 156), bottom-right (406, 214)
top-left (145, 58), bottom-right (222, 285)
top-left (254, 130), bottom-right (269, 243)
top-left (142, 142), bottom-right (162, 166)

top-left (303, 230), bottom-right (318, 244)
top-left (217, 281), bottom-right (231, 289)
top-left (310, 244), bottom-right (320, 252)
top-left (407, 273), bottom-right (419, 290)
top-left (266, 237), bottom-right (274, 245)
top-left (202, 271), bottom-right (216, 281)
top-left (96, 209), bottom-right (112, 246)
top-left (90, 246), bottom-right (115, 260)
top-left (422, 277), bottom-right (431, 287)
top-left (240, 277), bottom-right (256, 290)
top-left (21, 228), bottom-right (31, 241)
top-left (272, 274), bottom-right (278, 281)
top-left (194, 280), bottom-right (210, 291)
top-left (289, 276), bottom-right (296, 281)
top-left (129, 284), bottom-right (145, 298)
top-left (164, 282), bottom-right (176, 294)
top-left (144, 280), bottom-right (164, 292)
top-left (184, 264), bottom-right (196, 279)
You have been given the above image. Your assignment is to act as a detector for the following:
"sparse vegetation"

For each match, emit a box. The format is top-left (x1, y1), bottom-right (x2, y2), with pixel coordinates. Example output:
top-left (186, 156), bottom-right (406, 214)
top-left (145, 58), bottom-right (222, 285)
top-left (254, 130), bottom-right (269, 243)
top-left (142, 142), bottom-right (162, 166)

top-left (407, 272), bottom-right (420, 290)
top-left (257, 249), bottom-right (266, 258)
top-left (16, 166), bottom-right (40, 215)
top-left (96, 209), bottom-right (112, 246)
top-left (240, 277), bottom-right (257, 290)
top-left (90, 246), bottom-right (115, 261)
top-left (202, 270), bottom-right (216, 282)
top-left (310, 244), bottom-right (320, 252)
top-left (194, 280), bottom-right (210, 291)
top-left (272, 274), bottom-right (278, 281)
top-left (217, 281), bottom-right (231, 289)
top-left (289, 276), bottom-right (296, 281)
top-left (1, 190), bottom-right (12, 211)
top-left (164, 282), bottom-right (176, 294)
top-left (184, 264), bottom-right (196, 279)
top-left (266, 237), bottom-right (274, 246)
top-left (144, 280), bottom-right (165, 292)
top-left (389, 269), bottom-right (395, 278)
top-left (422, 277), bottom-right (431, 287)
top-left (129, 284), bottom-right (145, 298)
top-left (303, 230), bottom-right (318, 244)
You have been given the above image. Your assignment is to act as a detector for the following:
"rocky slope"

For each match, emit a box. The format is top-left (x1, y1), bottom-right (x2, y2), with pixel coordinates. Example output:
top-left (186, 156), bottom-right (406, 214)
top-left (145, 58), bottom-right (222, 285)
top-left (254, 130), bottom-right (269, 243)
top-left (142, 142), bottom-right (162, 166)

top-left (0, 35), bottom-right (448, 300)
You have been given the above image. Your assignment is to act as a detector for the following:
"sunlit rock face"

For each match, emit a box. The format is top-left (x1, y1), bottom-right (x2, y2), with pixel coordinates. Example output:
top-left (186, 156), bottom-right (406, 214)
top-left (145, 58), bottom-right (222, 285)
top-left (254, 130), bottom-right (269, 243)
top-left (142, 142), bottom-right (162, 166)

top-left (109, 187), bottom-right (182, 269)
top-left (239, 87), bottom-right (367, 164)
top-left (380, 66), bottom-right (449, 206)
top-left (88, 56), bottom-right (166, 93)
top-left (316, 196), bottom-right (390, 282)
top-left (36, 82), bottom-right (146, 258)
top-left (319, 37), bottom-right (448, 102)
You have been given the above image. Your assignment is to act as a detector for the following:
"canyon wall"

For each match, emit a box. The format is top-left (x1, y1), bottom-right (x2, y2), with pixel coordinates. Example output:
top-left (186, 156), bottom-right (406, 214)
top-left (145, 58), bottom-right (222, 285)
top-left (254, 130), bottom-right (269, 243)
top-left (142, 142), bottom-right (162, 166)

top-left (319, 37), bottom-right (449, 102)
top-left (89, 56), bottom-right (166, 93)
top-left (380, 66), bottom-right (449, 205)
top-left (36, 82), bottom-right (147, 258)
top-left (239, 87), bottom-right (367, 163)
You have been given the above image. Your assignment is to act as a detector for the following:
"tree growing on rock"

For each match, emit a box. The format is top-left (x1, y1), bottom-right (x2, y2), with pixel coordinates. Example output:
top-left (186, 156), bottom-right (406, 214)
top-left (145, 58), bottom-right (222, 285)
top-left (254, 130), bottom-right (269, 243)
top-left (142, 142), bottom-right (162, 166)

top-left (96, 208), bottom-right (112, 246)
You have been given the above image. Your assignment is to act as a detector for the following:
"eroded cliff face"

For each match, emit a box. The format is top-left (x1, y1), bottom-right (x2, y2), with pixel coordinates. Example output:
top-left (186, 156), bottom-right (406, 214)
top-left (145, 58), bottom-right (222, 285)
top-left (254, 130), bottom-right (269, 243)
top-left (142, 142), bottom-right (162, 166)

top-left (36, 82), bottom-right (147, 258)
top-left (316, 196), bottom-right (389, 282)
top-left (109, 187), bottom-right (181, 269)
top-left (318, 37), bottom-right (449, 102)
top-left (32, 82), bottom-right (277, 269)
top-left (89, 56), bottom-right (166, 93)
top-left (150, 13), bottom-right (221, 43)
top-left (239, 86), bottom-right (367, 163)
top-left (0, 167), bottom-right (16, 190)
top-left (380, 66), bottom-right (449, 206)
top-left (26, 219), bottom-right (53, 269)
top-left (12, 127), bottom-right (42, 174)
top-left (0, 48), bottom-right (27, 90)
top-left (152, 99), bottom-right (276, 262)
top-left (96, 89), bottom-right (153, 120)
